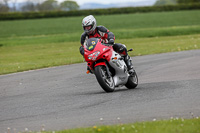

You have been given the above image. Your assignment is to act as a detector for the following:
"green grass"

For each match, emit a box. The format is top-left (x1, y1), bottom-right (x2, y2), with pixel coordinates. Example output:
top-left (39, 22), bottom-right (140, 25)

top-left (0, 10), bottom-right (200, 38)
top-left (37, 117), bottom-right (200, 133)
top-left (1, 25), bottom-right (200, 47)
top-left (0, 34), bottom-right (199, 75)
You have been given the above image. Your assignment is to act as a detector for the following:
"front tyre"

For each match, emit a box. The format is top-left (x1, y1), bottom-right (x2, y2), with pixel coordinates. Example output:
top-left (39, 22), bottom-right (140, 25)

top-left (125, 71), bottom-right (138, 89)
top-left (94, 65), bottom-right (115, 92)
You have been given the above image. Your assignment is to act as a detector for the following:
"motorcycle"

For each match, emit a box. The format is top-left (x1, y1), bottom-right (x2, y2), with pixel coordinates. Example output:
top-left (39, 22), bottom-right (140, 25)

top-left (83, 38), bottom-right (138, 92)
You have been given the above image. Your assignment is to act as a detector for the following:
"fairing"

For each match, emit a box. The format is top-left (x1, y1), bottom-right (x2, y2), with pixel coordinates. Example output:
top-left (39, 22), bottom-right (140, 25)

top-left (108, 51), bottom-right (129, 86)
top-left (84, 38), bottom-right (112, 70)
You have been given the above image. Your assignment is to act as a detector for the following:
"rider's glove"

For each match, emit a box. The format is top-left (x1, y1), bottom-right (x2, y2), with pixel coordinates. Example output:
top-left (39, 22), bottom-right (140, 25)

top-left (79, 46), bottom-right (84, 56)
top-left (108, 39), bottom-right (114, 44)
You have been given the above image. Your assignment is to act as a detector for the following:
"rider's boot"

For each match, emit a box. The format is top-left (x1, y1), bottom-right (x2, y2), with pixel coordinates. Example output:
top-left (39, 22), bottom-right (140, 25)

top-left (86, 66), bottom-right (93, 74)
top-left (124, 55), bottom-right (135, 75)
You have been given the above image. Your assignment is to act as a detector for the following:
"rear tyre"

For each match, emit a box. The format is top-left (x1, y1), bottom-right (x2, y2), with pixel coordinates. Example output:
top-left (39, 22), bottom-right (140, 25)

top-left (125, 71), bottom-right (138, 89)
top-left (94, 65), bottom-right (115, 92)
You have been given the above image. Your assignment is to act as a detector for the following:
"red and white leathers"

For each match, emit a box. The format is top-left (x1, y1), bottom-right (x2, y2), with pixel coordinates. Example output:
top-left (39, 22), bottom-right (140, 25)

top-left (80, 26), bottom-right (128, 56)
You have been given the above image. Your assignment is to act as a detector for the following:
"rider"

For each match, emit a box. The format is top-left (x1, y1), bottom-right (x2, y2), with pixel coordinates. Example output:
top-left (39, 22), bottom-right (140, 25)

top-left (79, 15), bottom-right (134, 74)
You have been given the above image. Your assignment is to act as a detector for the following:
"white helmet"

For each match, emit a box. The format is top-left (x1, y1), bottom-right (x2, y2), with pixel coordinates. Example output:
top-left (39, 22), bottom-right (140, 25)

top-left (82, 15), bottom-right (97, 34)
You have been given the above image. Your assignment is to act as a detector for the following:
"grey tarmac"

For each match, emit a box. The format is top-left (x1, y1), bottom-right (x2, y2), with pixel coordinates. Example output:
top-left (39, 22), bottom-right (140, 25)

top-left (0, 50), bottom-right (200, 132)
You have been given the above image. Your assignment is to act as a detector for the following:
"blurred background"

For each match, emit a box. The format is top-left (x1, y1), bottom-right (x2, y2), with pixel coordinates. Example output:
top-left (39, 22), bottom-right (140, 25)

top-left (0, 0), bottom-right (199, 12)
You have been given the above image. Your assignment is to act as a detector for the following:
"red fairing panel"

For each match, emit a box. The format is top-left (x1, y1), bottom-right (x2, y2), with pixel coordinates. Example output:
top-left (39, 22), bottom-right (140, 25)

top-left (94, 62), bottom-right (106, 67)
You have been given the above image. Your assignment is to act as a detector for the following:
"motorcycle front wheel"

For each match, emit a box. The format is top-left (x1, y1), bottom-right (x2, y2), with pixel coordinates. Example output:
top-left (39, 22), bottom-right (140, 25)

top-left (94, 65), bottom-right (115, 92)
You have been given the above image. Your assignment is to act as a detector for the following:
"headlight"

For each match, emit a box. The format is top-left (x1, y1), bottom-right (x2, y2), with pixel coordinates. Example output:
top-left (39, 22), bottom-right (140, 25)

top-left (88, 51), bottom-right (100, 60)
top-left (94, 51), bottom-right (100, 56)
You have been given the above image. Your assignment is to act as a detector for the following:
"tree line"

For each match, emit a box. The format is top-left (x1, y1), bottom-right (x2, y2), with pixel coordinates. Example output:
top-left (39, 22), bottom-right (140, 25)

top-left (154, 0), bottom-right (200, 6)
top-left (0, 0), bottom-right (79, 12)
top-left (0, 0), bottom-right (199, 13)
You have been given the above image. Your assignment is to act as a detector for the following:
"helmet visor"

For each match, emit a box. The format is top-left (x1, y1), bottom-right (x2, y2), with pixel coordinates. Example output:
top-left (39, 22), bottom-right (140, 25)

top-left (84, 25), bottom-right (92, 31)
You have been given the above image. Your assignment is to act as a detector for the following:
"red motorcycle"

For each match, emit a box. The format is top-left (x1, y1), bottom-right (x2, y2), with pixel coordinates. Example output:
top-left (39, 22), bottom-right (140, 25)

top-left (84, 38), bottom-right (138, 92)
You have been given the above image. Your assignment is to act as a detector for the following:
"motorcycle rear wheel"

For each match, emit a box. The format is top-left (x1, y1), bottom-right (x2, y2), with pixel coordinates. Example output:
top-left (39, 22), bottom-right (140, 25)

top-left (94, 65), bottom-right (115, 92)
top-left (125, 71), bottom-right (138, 89)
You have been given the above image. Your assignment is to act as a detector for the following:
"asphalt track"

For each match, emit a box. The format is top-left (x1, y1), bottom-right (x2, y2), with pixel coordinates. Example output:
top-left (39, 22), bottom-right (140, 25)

top-left (0, 50), bottom-right (200, 132)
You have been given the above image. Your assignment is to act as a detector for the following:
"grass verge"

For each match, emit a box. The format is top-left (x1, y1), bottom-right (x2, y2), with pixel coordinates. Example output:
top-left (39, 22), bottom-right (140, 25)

top-left (30, 117), bottom-right (200, 133)
top-left (0, 34), bottom-right (200, 75)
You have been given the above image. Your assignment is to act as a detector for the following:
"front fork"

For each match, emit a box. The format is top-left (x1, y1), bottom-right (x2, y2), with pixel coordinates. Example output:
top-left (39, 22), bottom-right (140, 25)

top-left (105, 63), bottom-right (111, 78)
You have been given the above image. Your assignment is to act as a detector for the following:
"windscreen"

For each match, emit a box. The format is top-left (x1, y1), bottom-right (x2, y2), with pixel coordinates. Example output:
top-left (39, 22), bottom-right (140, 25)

top-left (85, 38), bottom-right (99, 51)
